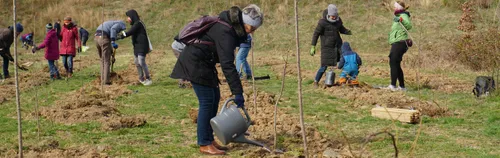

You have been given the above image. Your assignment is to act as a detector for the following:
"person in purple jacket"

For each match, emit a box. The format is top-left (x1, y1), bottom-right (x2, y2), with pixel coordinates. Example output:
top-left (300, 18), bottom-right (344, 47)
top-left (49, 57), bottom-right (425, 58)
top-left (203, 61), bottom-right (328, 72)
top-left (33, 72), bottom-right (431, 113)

top-left (32, 23), bottom-right (61, 80)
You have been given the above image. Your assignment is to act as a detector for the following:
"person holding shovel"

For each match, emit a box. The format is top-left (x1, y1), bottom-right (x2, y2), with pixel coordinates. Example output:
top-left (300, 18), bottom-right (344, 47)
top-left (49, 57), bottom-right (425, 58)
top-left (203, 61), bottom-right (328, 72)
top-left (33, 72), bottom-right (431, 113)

top-left (0, 23), bottom-right (24, 79)
top-left (32, 23), bottom-right (61, 80)
top-left (117, 9), bottom-right (153, 86)
top-left (310, 4), bottom-right (352, 88)
top-left (171, 4), bottom-right (264, 155)
top-left (95, 20), bottom-right (127, 85)
top-left (387, 1), bottom-right (412, 91)
top-left (59, 16), bottom-right (81, 78)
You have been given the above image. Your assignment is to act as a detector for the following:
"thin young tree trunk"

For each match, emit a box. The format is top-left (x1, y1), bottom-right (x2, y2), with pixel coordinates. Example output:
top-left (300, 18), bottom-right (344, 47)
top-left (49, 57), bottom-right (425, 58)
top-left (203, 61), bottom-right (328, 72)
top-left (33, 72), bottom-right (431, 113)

top-left (13, 0), bottom-right (23, 157)
top-left (274, 55), bottom-right (288, 150)
top-left (32, 4), bottom-right (41, 141)
top-left (251, 34), bottom-right (257, 115)
top-left (294, 0), bottom-right (308, 156)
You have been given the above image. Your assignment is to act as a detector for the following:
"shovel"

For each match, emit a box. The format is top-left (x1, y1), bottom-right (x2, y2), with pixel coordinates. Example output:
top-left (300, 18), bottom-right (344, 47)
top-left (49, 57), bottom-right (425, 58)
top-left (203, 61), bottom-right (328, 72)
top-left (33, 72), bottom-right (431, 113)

top-left (0, 50), bottom-right (28, 71)
top-left (239, 63), bottom-right (271, 81)
top-left (111, 48), bottom-right (116, 73)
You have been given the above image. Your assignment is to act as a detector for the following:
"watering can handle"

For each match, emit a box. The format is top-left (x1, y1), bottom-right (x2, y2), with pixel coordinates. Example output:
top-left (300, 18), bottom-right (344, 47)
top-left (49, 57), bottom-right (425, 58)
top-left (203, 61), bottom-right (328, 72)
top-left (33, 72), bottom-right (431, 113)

top-left (221, 98), bottom-right (252, 127)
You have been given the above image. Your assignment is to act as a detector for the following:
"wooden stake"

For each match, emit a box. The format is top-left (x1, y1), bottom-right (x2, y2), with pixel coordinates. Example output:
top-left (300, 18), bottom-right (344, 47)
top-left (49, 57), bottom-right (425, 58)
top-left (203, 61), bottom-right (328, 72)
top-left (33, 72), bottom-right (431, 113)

top-left (13, 0), bottom-right (24, 157)
top-left (293, 0), bottom-right (308, 156)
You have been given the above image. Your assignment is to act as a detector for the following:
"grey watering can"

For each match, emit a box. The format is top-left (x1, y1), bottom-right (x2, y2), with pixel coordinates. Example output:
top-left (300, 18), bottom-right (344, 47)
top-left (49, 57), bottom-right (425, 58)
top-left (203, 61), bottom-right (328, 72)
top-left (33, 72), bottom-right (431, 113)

top-left (210, 98), bottom-right (271, 152)
top-left (325, 67), bottom-right (336, 86)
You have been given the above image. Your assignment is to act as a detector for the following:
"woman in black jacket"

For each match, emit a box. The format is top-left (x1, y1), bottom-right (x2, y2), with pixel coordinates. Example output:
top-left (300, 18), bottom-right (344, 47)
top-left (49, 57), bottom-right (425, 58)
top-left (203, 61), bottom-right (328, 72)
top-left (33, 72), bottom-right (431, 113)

top-left (170, 4), bottom-right (263, 155)
top-left (119, 9), bottom-right (153, 86)
top-left (310, 4), bottom-right (352, 88)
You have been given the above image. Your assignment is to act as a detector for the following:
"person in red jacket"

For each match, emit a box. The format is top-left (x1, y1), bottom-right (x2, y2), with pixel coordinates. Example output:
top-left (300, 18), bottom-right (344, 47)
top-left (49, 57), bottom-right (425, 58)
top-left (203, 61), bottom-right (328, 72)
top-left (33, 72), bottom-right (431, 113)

top-left (32, 23), bottom-right (61, 80)
top-left (59, 16), bottom-right (81, 78)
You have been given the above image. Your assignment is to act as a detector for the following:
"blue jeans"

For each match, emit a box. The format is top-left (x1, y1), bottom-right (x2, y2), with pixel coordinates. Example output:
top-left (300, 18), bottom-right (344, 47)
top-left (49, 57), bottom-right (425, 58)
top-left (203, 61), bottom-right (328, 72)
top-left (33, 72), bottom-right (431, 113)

top-left (48, 60), bottom-right (60, 78)
top-left (236, 47), bottom-right (252, 77)
top-left (314, 66), bottom-right (329, 82)
top-left (192, 82), bottom-right (221, 146)
top-left (61, 55), bottom-right (73, 73)
top-left (2, 56), bottom-right (8, 78)
top-left (340, 69), bottom-right (359, 80)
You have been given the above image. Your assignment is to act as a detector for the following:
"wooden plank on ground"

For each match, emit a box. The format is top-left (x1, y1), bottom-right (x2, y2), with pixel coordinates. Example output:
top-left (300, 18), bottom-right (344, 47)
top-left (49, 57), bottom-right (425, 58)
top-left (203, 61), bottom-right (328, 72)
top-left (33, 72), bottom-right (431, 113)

top-left (371, 107), bottom-right (420, 124)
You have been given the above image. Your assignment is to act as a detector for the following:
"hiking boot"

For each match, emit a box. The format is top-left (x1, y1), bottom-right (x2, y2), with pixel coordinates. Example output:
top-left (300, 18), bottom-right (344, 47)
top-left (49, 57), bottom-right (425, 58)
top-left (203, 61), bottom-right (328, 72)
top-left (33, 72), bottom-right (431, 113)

top-left (339, 78), bottom-right (347, 84)
top-left (387, 85), bottom-right (398, 91)
top-left (246, 75), bottom-right (253, 80)
top-left (143, 79), bottom-right (152, 86)
top-left (68, 73), bottom-right (73, 78)
top-left (350, 79), bottom-right (359, 85)
top-left (313, 81), bottom-right (319, 88)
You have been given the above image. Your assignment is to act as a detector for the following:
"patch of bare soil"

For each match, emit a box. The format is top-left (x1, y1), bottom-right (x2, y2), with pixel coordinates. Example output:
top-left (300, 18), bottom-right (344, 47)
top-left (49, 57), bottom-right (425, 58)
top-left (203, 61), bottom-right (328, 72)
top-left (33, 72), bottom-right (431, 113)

top-left (101, 116), bottom-right (147, 131)
top-left (319, 82), bottom-right (449, 117)
top-left (187, 70), bottom-right (349, 157)
top-left (38, 51), bottom-right (164, 130)
top-left (2, 140), bottom-right (108, 158)
top-left (0, 55), bottom-right (97, 104)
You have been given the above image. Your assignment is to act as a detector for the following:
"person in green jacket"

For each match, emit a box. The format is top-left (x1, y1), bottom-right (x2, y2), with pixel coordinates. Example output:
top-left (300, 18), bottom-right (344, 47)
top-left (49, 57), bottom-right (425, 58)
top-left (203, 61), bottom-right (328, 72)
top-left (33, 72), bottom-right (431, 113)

top-left (387, 1), bottom-right (412, 91)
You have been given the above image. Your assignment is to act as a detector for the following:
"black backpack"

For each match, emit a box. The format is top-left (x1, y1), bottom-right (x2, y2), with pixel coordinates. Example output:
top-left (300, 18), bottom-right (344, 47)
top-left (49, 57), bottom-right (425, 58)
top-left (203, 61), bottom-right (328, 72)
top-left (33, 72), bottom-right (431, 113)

top-left (473, 76), bottom-right (496, 97)
top-left (177, 16), bottom-right (232, 45)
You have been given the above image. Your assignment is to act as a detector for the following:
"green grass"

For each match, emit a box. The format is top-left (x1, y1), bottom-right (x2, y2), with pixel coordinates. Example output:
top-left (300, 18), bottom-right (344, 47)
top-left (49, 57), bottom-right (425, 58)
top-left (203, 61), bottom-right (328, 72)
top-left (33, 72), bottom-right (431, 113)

top-left (1, 0), bottom-right (500, 157)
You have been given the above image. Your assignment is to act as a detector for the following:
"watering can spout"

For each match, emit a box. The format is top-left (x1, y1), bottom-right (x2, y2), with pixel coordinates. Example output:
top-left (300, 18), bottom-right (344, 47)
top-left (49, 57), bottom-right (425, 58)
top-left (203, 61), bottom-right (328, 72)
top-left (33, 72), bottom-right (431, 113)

top-left (234, 135), bottom-right (272, 153)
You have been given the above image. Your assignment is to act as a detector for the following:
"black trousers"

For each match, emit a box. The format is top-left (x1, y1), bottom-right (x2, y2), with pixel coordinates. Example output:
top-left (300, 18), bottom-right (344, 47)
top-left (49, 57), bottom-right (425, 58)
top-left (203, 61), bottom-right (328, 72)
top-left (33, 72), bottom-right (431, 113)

top-left (389, 41), bottom-right (408, 88)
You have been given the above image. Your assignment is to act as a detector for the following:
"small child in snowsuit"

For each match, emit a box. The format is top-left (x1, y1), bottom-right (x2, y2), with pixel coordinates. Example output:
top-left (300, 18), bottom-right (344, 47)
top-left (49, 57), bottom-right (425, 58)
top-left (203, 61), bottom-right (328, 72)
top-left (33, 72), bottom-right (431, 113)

top-left (32, 23), bottom-right (61, 80)
top-left (337, 42), bottom-right (362, 85)
top-left (20, 32), bottom-right (34, 50)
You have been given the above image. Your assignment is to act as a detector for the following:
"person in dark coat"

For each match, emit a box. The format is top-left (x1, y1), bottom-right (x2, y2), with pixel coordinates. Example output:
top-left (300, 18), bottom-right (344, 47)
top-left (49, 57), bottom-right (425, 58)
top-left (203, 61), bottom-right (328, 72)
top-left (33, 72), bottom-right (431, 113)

top-left (310, 4), bottom-right (351, 88)
top-left (79, 27), bottom-right (89, 47)
top-left (170, 4), bottom-right (264, 155)
top-left (118, 9), bottom-right (153, 86)
top-left (0, 23), bottom-right (23, 79)
top-left (54, 19), bottom-right (61, 41)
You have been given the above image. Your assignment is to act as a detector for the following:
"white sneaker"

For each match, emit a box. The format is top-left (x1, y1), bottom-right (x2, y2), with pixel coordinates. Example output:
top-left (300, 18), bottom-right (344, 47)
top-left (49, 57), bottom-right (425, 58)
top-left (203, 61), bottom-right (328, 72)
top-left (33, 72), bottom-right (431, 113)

top-left (387, 85), bottom-right (398, 91)
top-left (139, 79), bottom-right (145, 85)
top-left (143, 79), bottom-right (152, 86)
top-left (398, 87), bottom-right (407, 91)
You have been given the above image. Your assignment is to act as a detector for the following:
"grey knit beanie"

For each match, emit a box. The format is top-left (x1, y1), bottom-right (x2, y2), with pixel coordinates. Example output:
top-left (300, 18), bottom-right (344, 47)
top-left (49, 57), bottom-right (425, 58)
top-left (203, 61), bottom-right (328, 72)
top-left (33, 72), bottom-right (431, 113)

top-left (326, 4), bottom-right (339, 23)
top-left (242, 4), bottom-right (264, 28)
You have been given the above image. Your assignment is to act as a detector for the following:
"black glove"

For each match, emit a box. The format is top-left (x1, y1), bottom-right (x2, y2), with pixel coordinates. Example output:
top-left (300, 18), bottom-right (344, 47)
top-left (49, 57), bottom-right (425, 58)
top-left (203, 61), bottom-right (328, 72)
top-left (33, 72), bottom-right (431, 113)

top-left (234, 94), bottom-right (245, 108)
top-left (77, 46), bottom-right (82, 53)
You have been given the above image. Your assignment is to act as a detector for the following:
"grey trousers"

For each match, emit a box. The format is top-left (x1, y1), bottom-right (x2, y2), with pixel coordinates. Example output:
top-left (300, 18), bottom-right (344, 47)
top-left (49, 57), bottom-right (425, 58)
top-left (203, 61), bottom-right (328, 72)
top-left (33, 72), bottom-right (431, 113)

top-left (95, 36), bottom-right (112, 84)
top-left (134, 55), bottom-right (150, 81)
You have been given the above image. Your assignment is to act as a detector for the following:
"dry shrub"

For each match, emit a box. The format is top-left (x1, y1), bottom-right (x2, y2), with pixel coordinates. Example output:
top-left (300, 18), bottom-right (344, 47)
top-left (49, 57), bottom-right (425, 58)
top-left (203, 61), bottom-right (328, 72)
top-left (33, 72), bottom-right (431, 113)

top-left (454, 28), bottom-right (500, 70)
top-left (441, 0), bottom-right (492, 8)
top-left (454, 2), bottom-right (500, 70)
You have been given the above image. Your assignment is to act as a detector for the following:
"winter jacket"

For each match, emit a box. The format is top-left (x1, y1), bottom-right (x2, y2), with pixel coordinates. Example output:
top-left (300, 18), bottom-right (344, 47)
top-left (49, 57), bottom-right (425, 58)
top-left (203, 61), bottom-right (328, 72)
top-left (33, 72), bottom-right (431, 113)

top-left (389, 11), bottom-right (412, 44)
top-left (338, 42), bottom-right (361, 71)
top-left (20, 33), bottom-right (33, 41)
top-left (171, 7), bottom-right (248, 95)
top-left (239, 34), bottom-right (252, 48)
top-left (79, 27), bottom-right (89, 39)
top-left (0, 27), bottom-right (14, 61)
top-left (124, 9), bottom-right (151, 55)
top-left (60, 22), bottom-right (80, 56)
top-left (312, 9), bottom-right (351, 66)
top-left (96, 21), bottom-right (127, 41)
top-left (37, 29), bottom-right (60, 60)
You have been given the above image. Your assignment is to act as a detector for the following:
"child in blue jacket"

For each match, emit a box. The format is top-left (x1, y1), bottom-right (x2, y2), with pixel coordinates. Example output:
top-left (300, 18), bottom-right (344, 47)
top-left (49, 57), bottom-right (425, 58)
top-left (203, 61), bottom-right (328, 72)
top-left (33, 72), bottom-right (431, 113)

top-left (338, 42), bottom-right (362, 85)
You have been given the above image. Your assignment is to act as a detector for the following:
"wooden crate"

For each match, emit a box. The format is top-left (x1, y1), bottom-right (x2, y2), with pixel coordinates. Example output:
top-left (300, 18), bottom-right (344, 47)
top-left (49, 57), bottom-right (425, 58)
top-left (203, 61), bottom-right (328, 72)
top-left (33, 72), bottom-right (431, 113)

top-left (371, 107), bottom-right (420, 124)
